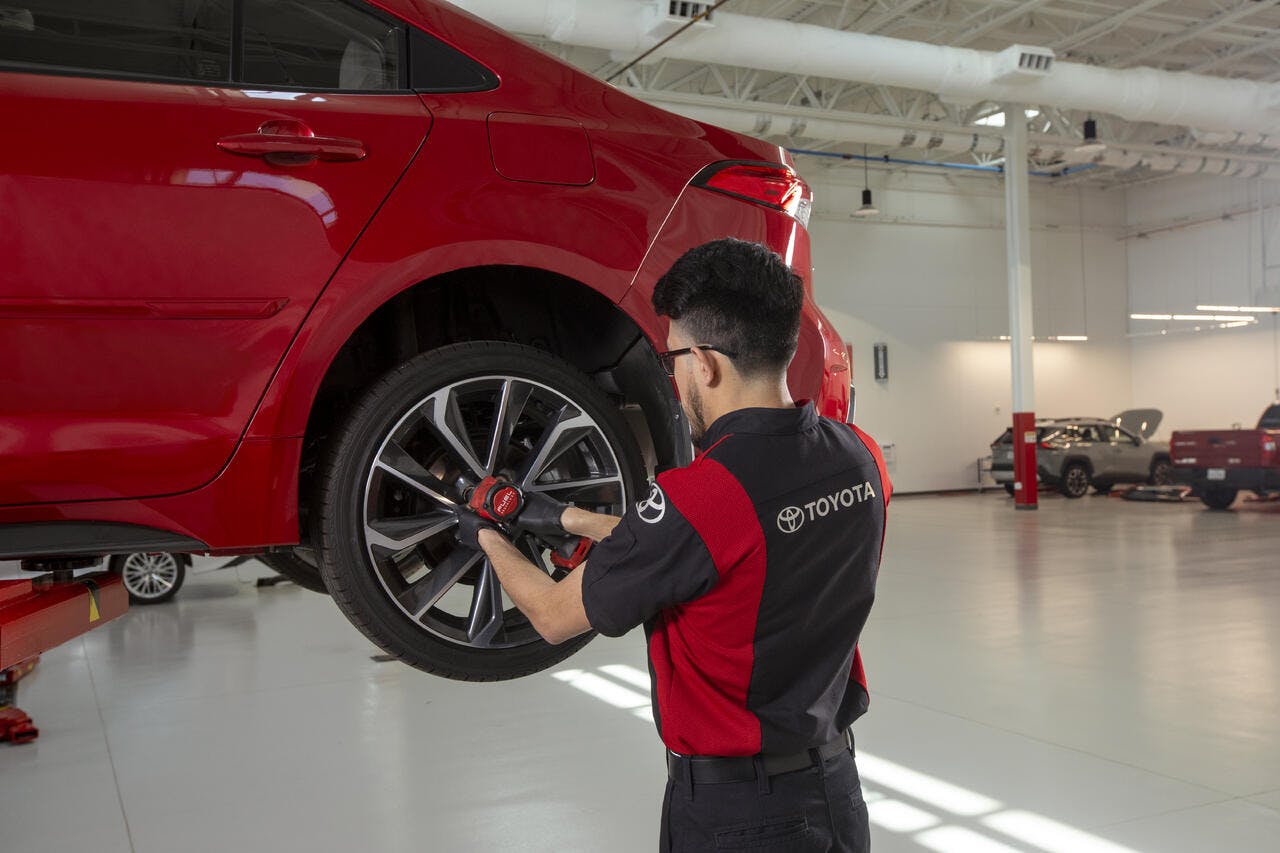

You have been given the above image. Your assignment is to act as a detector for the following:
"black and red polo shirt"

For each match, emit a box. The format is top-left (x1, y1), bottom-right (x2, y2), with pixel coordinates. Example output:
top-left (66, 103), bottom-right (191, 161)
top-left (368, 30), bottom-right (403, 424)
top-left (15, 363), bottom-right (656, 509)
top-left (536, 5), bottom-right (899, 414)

top-left (581, 402), bottom-right (889, 757)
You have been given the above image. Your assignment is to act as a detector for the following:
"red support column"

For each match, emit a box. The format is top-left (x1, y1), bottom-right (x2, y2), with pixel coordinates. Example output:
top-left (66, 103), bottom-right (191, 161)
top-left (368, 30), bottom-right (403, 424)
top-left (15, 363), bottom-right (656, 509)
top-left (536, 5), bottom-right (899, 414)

top-left (1012, 411), bottom-right (1039, 510)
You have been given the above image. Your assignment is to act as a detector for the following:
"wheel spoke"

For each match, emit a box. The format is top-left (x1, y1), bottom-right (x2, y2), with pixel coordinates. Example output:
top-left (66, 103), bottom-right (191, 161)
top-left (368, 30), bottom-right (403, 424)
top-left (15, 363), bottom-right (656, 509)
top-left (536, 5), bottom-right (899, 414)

top-left (365, 510), bottom-right (457, 556)
top-left (486, 379), bottom-right (534, 473)
top-left (376, 441), bottom-right (457, 506)
top-left (465, 560), bottom-right (506, 646)
top-left (526, 474), bottom-right (623, 504)
top-left (517, 405), bottom-right (596, 488)
top-left (420, 387), bottom-right (487, 478)
top-left (396, 547), bottom-right (483, 619)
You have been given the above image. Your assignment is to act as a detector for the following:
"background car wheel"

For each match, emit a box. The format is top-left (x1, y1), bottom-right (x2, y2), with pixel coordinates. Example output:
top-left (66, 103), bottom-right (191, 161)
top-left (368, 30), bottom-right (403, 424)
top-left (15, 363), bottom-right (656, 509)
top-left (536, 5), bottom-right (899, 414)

top-left (317, 342), bottom-right (645, 681)
top-left (1003, 484), bottom-right (1015, 497)
top-left (110, 553), bottom-right (185, 604)
top-left (260, 551), bottom-right (329, 593)
top-left (1059, 463), bottom-right (1091, 499)
top-left (1093, 483), bottom-right (1113, 495)
top-left (1149, 459), bottom-right (1173, 486)
top-left (1201, 486), bottom-right (1238, 510)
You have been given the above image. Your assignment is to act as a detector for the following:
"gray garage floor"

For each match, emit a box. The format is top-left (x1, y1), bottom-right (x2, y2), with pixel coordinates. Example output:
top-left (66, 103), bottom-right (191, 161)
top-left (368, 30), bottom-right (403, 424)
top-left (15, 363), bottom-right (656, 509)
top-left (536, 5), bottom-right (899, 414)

top-left (2, 492), bottom-right (1279, 853)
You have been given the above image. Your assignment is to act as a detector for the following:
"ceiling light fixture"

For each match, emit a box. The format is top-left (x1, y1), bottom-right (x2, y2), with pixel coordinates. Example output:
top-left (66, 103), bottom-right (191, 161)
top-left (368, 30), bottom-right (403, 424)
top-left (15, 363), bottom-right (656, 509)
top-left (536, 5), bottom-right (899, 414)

top-left (1130, 313), bottom-right (1257, 322)
top-left (853, 144), bottom-right (880, 218)
top-left (1197, 304), bottom-right (1280, 313)
top-left (1075, 117), bottom-right (1106, 155)
top-left (1049, 335), bottom-right (1089, 342)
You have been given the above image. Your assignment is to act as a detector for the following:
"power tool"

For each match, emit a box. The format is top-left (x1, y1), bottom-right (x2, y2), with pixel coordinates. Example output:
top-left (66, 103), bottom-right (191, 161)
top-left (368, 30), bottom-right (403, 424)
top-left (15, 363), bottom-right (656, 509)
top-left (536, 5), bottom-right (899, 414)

top-left (464, 476), bottom-right (593, 570)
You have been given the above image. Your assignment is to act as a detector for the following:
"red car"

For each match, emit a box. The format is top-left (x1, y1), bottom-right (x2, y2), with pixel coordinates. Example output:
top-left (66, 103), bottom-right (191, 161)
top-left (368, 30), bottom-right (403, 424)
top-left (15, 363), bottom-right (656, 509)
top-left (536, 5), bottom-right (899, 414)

top-left (1, 0), bottom-right (850, 679)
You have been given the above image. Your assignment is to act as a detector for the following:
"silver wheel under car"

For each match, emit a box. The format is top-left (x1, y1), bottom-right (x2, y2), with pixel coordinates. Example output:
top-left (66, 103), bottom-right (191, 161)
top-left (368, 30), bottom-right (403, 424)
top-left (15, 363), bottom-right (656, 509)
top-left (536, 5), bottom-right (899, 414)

top-left (111, 552), bottom-right (186, 604)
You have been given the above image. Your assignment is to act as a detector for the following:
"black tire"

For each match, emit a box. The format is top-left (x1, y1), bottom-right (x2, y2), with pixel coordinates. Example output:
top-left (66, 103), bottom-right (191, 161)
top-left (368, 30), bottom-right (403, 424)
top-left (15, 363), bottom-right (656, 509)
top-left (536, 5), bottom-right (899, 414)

top-left (317, 342), bottom-right (645, 681)
top-left (1149, 458), bottom-right (1173, 486)
top-left (1059, 463), bottom-right (1090, 499)
top-left (1201, 486), bottom-right (1238, 511)
top-left (110, 553), bottom-right (186, 605)
top-left (1094, 483), bottom-right (1113, 495)
top-left (260, 551), bottom-right (329, 594)
top-left (1003, 484), bottom-right (1016, 496)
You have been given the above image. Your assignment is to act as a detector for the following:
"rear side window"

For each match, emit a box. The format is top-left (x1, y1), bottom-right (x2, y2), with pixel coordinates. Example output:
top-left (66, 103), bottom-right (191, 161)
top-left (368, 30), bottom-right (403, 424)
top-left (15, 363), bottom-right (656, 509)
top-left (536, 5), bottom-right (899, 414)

top-left (0, 1), bottom-right (232, 81)
top-left (241, 0), bottom-right (401, 91)
top-left (1261, 405), bottom-right (1280, 429)
top-left (409, 26), bottom-right (496, 92)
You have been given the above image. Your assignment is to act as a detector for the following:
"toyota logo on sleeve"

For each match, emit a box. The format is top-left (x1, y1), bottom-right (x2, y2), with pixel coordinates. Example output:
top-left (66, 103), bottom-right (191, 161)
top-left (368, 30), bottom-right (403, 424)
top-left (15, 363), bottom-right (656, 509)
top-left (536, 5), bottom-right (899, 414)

top-left (637, 482), bottom-right (666, 524)
top-left (777, 506), bottom-right (805, 534)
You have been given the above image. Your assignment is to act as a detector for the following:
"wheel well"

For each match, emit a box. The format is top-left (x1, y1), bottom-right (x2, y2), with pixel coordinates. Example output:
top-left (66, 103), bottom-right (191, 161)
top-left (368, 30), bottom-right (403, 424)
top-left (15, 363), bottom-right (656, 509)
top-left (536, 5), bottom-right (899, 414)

top-left (1150, 453), bottom-right (1171, 468)
top-left (295, 266), bottom-right (681, 543)
top-left (1061, 456), bottom-right (1093, 477)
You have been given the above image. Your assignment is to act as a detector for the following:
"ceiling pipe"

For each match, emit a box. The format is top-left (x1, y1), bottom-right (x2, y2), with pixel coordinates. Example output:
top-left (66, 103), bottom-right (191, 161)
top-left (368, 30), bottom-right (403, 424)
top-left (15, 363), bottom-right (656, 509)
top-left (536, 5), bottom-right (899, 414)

top-left (452, 0), bottom-right (1280, 136)
top-left (632, 92), bottom-right (1274, 178)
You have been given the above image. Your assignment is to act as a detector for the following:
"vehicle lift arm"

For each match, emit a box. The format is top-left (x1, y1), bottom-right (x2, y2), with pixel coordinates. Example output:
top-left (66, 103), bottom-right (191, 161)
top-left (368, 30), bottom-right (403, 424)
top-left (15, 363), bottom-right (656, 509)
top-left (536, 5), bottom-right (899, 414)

top-left (1, 560), bottom-right (128, 744)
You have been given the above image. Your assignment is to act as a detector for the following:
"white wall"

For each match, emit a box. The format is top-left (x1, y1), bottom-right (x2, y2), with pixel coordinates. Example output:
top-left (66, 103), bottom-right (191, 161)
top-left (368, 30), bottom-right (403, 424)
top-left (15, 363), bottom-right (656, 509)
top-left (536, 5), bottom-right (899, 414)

top-left (802, 165), bottom-right (1131, 492)
top-left (1126, 175), bottom-right (1280, 435)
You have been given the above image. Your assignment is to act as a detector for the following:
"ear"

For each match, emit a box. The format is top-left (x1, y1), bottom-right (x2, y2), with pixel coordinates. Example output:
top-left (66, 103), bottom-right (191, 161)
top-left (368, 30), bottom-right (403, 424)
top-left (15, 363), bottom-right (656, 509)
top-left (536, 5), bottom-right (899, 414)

top-left (691, 346), bottom-right (722, 387)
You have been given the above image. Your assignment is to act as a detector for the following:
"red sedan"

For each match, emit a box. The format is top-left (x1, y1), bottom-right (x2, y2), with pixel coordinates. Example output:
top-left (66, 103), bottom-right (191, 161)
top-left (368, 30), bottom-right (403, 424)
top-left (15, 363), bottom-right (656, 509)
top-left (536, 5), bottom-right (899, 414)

top-left (0, 0), bottom-right (850, 679)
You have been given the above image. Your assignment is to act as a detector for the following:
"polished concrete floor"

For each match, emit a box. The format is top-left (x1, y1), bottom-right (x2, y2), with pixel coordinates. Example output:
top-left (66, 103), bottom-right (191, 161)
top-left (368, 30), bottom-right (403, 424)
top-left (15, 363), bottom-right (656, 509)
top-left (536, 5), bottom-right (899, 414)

top-left (2, 492), bottom-right (1279, 853)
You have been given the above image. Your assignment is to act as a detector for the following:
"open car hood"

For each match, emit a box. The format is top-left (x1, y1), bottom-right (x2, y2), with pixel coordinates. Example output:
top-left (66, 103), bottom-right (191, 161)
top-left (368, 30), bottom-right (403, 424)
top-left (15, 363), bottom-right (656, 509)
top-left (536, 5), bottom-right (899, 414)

top-left (1111, 409), bottom-right (1163, 440)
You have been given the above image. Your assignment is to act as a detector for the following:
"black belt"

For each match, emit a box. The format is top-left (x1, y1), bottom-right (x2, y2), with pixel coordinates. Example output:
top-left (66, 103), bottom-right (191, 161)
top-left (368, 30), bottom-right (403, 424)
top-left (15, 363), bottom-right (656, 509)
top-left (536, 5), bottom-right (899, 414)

top-left (667, 731), bottom-right (852, 785)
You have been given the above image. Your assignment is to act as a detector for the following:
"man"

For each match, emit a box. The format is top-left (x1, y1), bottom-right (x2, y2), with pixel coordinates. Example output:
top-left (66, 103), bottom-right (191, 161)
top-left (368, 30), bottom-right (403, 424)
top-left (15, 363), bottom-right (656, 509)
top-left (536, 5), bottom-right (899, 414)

top-left (457, 238), bottom-right (889, 852)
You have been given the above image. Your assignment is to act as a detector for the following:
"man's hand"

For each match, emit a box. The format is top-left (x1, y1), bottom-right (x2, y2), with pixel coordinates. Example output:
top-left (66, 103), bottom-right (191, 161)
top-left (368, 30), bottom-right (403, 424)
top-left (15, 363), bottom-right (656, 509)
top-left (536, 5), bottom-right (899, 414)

top-left (454, 509), bottom-right (501, 551)
top-left (512, 491), bottom-right (570, 539)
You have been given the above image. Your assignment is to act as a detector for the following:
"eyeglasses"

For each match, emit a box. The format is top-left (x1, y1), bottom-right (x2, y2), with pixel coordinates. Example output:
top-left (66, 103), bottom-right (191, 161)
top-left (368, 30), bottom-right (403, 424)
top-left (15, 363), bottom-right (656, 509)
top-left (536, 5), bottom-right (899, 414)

top-left (657, 344), bottom-right (738, 377)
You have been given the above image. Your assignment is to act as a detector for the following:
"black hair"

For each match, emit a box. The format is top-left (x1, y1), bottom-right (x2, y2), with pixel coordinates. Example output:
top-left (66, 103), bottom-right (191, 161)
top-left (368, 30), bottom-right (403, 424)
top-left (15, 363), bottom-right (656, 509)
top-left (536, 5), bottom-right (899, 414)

top-left (652, 238), bottom-right (804, 379)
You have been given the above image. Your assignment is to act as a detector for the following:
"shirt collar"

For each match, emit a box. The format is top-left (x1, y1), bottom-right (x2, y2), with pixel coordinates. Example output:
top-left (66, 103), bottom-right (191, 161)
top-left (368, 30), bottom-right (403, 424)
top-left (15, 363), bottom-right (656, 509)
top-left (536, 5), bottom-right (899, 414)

top-left (698, 401), bottom-right (818, 449)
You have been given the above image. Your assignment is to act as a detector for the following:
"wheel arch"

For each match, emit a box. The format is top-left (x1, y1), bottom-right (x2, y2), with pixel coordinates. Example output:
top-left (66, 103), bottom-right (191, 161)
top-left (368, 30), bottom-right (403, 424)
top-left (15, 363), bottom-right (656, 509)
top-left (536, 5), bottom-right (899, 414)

top-left (291, 266), bottom-right (684, 544)
top-left (1060, 455), bottom-right (1094, 477)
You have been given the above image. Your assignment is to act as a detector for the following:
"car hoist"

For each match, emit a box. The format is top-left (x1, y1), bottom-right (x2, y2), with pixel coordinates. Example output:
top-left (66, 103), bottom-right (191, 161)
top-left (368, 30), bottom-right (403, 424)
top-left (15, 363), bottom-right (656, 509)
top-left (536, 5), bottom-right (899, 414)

top-left (1, 558), bottom-right (128, 744)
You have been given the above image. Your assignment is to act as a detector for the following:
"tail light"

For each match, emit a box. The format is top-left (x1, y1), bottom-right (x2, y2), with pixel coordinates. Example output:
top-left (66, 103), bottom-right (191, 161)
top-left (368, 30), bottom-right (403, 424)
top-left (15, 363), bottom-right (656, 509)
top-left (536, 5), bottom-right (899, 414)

top-left (1037, 441), bottom-right (1053, 450)
top-left (1263, 434), bottom-right (1277, 461)
top-left (693, 161), bottom-right (813, 228)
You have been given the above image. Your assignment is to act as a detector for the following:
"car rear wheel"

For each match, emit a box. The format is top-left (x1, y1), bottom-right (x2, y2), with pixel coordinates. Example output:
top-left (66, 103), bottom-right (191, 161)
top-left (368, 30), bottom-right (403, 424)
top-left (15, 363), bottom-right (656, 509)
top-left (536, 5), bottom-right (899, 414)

top-left (260, 551), bottom-right (328, 594)
top-left (317, 342), bottom-right (644, 681)
top-left (1149, 459), bottom-right (1173, 486)
top-left (111, 553), bottom-right (185, 605)
top-left (1059, 463), bottom-right (1090, 499)
top-left (1003, 484), bottom-right (1015, 497)
top-left (1201, 486), bottom-right (1238, 511)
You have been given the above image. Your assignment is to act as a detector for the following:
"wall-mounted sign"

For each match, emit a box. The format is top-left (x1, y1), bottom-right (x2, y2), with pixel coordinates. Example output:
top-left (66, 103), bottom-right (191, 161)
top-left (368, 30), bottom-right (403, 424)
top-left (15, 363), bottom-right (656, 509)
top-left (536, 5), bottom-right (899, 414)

top-left (873, 343), bottom-right (889, 382)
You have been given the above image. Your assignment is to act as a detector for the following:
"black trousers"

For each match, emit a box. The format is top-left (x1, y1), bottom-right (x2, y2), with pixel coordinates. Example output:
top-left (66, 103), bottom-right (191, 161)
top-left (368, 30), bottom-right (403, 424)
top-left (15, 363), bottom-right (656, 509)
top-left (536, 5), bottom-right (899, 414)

top-left (659, 749), bottom-right (870, 852)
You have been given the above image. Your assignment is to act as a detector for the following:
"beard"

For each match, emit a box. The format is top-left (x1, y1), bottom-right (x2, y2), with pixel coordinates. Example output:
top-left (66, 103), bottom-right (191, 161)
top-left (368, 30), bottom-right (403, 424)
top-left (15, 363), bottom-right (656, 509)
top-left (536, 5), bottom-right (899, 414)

top-left (684, 382), bottom-right (708, 446)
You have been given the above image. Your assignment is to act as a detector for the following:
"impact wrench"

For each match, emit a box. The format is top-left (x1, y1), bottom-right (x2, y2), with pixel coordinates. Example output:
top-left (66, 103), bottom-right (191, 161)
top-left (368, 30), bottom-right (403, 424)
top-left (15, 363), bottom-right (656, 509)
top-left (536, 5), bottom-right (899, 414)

top-left (464, 476), bottom-right (593, 570)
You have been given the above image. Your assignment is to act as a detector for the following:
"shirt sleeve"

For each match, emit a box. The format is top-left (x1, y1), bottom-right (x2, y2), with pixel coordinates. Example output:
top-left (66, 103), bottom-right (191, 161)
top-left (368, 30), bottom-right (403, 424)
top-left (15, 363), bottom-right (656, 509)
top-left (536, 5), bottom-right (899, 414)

top-left (580, 478), bottom-right (719, 637)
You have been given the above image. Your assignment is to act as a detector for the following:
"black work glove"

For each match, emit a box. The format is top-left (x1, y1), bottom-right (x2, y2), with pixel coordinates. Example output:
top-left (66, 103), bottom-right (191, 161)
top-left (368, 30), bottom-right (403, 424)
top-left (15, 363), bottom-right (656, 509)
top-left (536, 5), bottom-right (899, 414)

top-left (454, 509), bottom-right (501, 551)
top-left (511, 491), bottom-right (570, 539)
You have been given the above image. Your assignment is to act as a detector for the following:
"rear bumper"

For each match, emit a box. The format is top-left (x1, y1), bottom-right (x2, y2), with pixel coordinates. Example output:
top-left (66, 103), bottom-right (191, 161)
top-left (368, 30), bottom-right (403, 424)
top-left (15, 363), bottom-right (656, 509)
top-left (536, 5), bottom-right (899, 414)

top-left (990, 464), bottom-right (1056, 485)
top-left (1172, 467), bottom-right (1280, 494)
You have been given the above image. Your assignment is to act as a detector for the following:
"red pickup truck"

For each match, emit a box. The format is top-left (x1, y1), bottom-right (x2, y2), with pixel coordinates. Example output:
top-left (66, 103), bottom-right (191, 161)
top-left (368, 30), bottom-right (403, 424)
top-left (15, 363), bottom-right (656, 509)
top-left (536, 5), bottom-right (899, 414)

top-left (1171, 404), bottom-right (1280, 509)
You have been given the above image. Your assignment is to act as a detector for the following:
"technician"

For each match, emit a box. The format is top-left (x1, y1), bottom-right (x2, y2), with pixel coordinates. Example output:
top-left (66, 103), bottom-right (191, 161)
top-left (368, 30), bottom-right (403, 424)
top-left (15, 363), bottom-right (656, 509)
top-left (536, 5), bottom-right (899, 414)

top-left (457, 238), bottom-right (890, 852)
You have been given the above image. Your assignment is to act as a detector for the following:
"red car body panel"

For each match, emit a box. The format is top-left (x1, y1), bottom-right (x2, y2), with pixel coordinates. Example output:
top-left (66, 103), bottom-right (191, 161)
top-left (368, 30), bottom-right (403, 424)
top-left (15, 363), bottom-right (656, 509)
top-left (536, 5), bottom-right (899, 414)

top-left (0, 0), bottom-right (850, 553)
top-left (0, 72), bottom-right (431, 505)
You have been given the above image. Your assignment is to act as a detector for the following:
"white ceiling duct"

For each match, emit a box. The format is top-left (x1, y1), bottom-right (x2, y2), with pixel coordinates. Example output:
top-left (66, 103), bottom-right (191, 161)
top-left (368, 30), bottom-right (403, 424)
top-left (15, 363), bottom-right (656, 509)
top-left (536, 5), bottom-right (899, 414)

top-left (453, 0), bottom-right (1280, 136)
top-left (636, 93), bottom-right (1276, 178)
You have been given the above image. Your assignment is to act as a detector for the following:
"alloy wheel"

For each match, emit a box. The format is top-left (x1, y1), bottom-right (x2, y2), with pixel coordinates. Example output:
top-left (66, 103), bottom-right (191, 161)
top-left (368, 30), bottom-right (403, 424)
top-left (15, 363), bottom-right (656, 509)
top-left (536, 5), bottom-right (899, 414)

top-left (121, 553), bottom-right (181, 600)
top-left (361, 375), bottom-right (627, 651)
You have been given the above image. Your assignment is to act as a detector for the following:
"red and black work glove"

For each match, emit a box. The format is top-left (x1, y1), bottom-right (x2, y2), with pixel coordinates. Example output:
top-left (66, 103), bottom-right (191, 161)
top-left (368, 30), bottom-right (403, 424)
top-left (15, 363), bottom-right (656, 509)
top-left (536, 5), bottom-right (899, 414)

top-left (454, 509), bottom-right (500, 551)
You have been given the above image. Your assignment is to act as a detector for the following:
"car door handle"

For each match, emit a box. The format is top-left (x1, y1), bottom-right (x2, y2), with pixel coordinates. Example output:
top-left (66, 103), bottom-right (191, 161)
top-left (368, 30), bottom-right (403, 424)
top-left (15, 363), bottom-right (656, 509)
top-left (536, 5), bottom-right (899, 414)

top-left (217, 120), bottom-right (366, 165)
